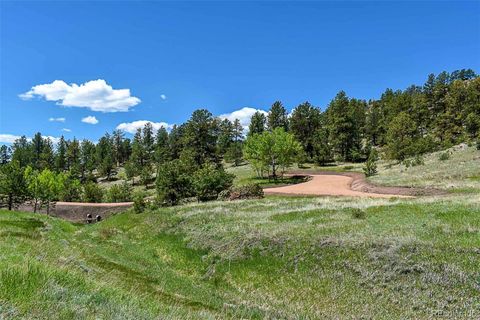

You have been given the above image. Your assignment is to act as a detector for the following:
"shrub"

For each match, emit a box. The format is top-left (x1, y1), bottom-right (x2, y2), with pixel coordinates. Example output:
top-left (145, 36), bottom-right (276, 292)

top-left (363, 148), bottom-right (378, 177)
top-left (105, 181), bottom-right (132, 203)
top-left (192, 163), bottom-right (234, 202)
top-left (438, 152), bottom-right (450, 161)
top-left (351, 208), bottom-right (366, 219)
top-left (226, 184), bottom-right (264, 201)
top-left (82, 182), bottom-right (103, 203)
top-left (133, 190), bottom-right (146, 214)
top-left (476, 139), bottom-right (480, 150)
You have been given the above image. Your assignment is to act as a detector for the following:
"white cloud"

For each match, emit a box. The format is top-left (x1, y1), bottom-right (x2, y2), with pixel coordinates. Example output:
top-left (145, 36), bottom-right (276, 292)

top-left (49, 117), bottom-right (66, 122)
top-left (116, 120), bottom-right (173, 134)
top-left (81, 116), bottom-right (99, 125)
top-left (219, 107), bottom-right (268, 131)
top-left (160, 94), bottom-right (167, 100)
top-left (61, 128), bottom-right (71, 132)
top-left (20, 79), bottom-right (141, 112)
top-left (0, 134), bottom-right (60, 145)
top-left (0, 134), bottom-right (22, 144)
top-left (44, 136), bottom-right (61, 144)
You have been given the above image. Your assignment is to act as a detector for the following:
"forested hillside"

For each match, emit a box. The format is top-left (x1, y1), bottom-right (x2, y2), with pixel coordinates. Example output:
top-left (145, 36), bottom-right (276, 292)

top-left (1, 69), bottom-right (478, 208)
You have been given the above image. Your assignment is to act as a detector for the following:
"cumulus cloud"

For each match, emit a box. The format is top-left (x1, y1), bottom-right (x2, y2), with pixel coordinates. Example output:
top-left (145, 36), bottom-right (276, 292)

top-left (219, 107), bottom-right (268, 131)
top-left (20, 79), bottom-right (141, 112)
top-left (0, 134), bottom-right (60, 145)
top-left (61, 128), bottom-right (71, 132)
top-left (81, 116), bottom-right (99, 124)
top-left (116, 120), bottom-right (173, 134)
top-left (49, 117), bottom-right (66, 122)
top-left (160, 94), bottom-right (167, 100)
top-left (0, 134), bottom-right (22, 144)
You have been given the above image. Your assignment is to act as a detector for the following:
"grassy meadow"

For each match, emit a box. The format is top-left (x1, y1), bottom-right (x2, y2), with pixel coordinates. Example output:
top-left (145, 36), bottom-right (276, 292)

top-left (1, 145), bottom-right (479, 319)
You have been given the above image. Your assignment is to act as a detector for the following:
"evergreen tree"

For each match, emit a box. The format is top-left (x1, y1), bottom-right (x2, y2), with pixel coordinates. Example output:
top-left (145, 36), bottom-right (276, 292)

top-left (55, 136), bottom-right (67, 172)
top-left (142, 122), bottom-right (155, 164)
top-left (181, 109), bottom-right (219, 166)
top-left (217, 118), bottom-right (234, 156)
top-left (386, 112), bottom-right (418, 161)
top-left (66, 138), bottom-right (81, 176)
top-left (312, 128), bottom-right (332, 166)
top-left (267, 101), bottom-right (289, 131)
top-left (80, 139), bottom-right (96, 180)
top-left (31, 132), bottom-right (44, 169)
top-left (154, 126), bottom-right (170, 165)
top-left (0, 160), bottom-right (27, 210)
top-left (12, 136), bottom-right (33, 168)
top-left (290, 101), bottom-right (321, 159)
top-left (96, 133), bottom-right (115, 180)
top-left (40, 138), bottom-right (55, 170)
top-left (248, 111), bottom-right (266, 136)
top-left (225, 119), bottom-right (244, 166)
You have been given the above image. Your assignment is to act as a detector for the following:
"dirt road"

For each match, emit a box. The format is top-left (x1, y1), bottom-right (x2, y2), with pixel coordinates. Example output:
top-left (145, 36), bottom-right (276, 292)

top-left (264, 173), bottom-right (420, 198)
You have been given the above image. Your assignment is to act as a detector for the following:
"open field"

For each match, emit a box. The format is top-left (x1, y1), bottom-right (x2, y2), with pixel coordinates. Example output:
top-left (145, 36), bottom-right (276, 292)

top-left (1, 195), bottom-right (480, 319)
top-left (1, 146), bottom-right (479, 319)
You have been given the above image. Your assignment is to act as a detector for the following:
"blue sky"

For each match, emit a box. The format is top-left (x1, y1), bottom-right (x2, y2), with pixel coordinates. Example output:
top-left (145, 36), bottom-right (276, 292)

top-left (1, 1), bottom-right (479, 144)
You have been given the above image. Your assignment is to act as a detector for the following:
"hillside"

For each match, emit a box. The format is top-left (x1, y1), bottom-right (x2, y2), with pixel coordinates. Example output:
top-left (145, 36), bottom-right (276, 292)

top-left (1, 147), bottom-right (479, 319)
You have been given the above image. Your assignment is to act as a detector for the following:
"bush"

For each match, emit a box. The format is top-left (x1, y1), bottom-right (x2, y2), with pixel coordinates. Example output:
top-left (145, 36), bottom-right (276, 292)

top-left (193, 164), bottom-right (234, 202)
top-left (133, 190), bottom-right (146, 213)
top-left (105, 181), bottom-right (132, 203)
top-left (363, 148), bottom-right (378, 177)
top-left (438, 152), bottom-right (450, 161)
top-left (351, 208), bottom-right (366, 219)
top-left (225, 183), bottom-right (264, 201)
top-left (363, 160), bottom-right (377, 177)
top-left (82, 182), bottom-right (103, 203)
top-left (476, 139), bottom-right (480, 150)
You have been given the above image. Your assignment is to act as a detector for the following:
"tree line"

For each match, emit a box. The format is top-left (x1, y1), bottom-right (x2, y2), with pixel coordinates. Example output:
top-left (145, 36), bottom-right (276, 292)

top-left (1, 69), bottom-right (478, 209)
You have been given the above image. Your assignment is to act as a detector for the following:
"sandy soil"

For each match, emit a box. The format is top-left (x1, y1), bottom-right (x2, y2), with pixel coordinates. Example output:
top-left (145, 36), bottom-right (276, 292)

top-left (264, 173), bottom-right (420, 198)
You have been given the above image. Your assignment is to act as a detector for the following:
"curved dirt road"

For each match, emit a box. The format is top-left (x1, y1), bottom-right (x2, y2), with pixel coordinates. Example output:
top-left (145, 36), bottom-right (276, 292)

top-left (264, 174), bottom-right (411, 198)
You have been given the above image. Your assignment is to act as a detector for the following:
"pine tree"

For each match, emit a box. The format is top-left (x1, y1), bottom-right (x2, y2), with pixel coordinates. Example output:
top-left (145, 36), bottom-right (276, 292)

top-left (55, 136), bottom-right (67, 172)
top-left (248, 111), bottom-right (266, 136)
top-left (289, 101), bottom-right (321, 159)
top-left (267, 101), bottom-right (289, 131)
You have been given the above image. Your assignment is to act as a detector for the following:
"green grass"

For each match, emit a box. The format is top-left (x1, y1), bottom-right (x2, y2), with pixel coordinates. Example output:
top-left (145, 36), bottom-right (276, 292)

top-left (1, 190), bottom-right (480, 319)
top-left (369, 144), bottom-right (480, 192)
top-left (1, 145), bottom-right (479, 318)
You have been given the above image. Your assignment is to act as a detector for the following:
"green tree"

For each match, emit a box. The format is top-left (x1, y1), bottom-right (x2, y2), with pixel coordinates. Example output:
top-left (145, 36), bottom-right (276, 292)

top-left (55, 136), bottom-right (67, 172)
top-left (386, 112), bottom-right (418, 161)
top-left (154, 126), bottom-right (170, 165)
top-left (12, 136), bottom-right (33, 168)
top-left (225, 119), bottom-right (244, 166)
top-left (37, 169), bottom-right (63, 215)
top-left (96, 134), bottom-right (115, 180)
top-left (24, 166), bottom-right (41, 212)
top-left (82, 182), bottom-right (104, 203)
top-left (248, 111), bottom-right (266, 136)
top-left (243, 128), bottom-right (302, 178)
top-left (267, 101), bottom-right (289, 131)
top-left (0, 160), bottom-right (27, 210)
top-left (289, 102), bottom-right (321, 159)
top-left (192, 163), bottom-right (234, 201)
top-left (143, 122), bottom-right (155, 164)
top-left (80, 139), bottom-right (96, 180)
top-left (66, 138), bottom-right (81, 176)
top-left (156, 159), bottom-right (193, 205)
top-left (312, 128), bottom-right (332, 166)
top-left (181, 109), bottom-right (219, 166)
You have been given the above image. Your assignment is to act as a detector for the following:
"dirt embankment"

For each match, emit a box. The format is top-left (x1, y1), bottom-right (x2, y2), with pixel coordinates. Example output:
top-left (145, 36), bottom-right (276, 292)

top-left (264, 171), bottom-right (446, 198)
top-left (18, 202), bottom-right (133, 223)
